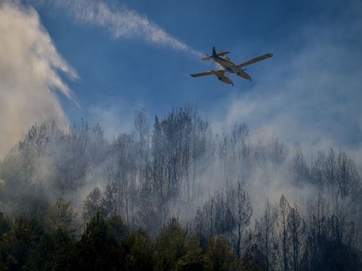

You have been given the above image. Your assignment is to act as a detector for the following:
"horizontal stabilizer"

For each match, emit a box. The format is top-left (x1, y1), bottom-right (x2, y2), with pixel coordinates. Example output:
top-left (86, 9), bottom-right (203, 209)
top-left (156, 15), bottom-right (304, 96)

top-left (201, 55), bottom-right (212, 61)
top-left (217, 51), bottom-right (230, 57)
top-left (203, 47), bottom-right (230, 60)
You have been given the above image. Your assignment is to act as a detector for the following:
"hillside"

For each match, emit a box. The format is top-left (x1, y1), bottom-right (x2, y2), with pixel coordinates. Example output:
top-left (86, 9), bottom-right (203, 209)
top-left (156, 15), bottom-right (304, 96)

top-left (1, 104), bottom-right (362, 270)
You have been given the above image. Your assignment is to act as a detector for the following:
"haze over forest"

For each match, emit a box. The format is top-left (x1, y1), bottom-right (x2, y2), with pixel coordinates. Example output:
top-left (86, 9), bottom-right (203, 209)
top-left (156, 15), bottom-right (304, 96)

top-left (1, 105), bottom-right (362, 270)
top-left (1, 0), bottom-right (362, 270)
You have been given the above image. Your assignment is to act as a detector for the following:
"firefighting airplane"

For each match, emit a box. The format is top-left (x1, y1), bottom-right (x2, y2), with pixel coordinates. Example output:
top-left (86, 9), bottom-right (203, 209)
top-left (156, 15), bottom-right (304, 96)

top-left (191, 46), bottom-right (273, 86)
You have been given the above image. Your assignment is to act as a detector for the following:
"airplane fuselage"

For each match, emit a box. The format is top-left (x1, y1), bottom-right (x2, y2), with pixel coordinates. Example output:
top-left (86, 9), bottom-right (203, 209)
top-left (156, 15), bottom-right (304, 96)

top-left (211, 55), bottom-right (252, 81)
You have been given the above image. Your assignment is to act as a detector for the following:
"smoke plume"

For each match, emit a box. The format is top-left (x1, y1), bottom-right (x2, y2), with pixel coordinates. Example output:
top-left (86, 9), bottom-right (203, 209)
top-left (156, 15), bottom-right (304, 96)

top-left (211, 2), bottom-right (362, 163)
top-left (0, 2), bottom-right (77, 156)
top-left (32, 0), bottom-right (203, 58)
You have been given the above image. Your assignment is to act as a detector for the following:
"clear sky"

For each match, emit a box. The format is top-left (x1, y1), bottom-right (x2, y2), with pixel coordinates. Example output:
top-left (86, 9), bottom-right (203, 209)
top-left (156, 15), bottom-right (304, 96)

top-left (1, 0), bottom-right (362, 160)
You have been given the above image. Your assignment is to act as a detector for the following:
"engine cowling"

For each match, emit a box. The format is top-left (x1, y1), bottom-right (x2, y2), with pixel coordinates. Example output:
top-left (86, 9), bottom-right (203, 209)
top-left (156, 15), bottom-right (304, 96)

top-left (211, 70), bottom-right (233, 85)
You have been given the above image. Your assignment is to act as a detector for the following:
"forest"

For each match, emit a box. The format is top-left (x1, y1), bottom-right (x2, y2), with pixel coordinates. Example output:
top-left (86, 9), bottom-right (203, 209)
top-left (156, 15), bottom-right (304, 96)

top-left (1, 104), bottom-right (362, 270)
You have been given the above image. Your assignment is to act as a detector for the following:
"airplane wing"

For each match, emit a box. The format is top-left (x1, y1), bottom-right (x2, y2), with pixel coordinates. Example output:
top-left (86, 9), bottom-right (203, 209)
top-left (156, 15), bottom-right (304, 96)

top-left (190, 71), bottom-right (213, 77)
top-left (236, 53), bottom-right (273, 68)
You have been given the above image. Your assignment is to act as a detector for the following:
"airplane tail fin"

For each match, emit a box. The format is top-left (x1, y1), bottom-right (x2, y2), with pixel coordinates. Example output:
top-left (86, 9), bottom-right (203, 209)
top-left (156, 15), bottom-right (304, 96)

top-left (212, 46), bottom-right (230, 57)
top-left (212, 46), bottom-right (217, 57)
top-left (201, 46), bottom-right (216, 60)
top-left (201, 46), bottom-right (229, 60)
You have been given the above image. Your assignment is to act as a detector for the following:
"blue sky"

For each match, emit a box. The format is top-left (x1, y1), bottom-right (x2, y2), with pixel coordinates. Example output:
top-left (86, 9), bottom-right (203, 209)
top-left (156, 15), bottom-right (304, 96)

top-left (1, 0), bottom-right (362, 160)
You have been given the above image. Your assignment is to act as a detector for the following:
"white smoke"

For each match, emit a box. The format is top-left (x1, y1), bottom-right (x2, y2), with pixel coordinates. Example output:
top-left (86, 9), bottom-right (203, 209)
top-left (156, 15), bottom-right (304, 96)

top-left (0, 0), bottom-right (204, 156)
top-left (32, 0), bottom-right (203, 58)
top-left (210, 1), bottom-right (362, 164)
top-left (0, 2), bottom-right (78, 156)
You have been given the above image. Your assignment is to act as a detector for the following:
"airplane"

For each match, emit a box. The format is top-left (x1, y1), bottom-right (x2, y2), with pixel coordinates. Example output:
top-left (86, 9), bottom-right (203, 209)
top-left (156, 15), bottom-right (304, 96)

top-left (191, 46), bottom-right (273, 85)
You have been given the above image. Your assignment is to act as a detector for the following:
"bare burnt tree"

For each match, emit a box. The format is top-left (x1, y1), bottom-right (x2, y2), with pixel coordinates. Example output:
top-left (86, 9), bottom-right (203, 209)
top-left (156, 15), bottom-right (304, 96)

top-left (193, 193), bottom-right (234, 247)
top-left (277, 195), bottom-right (291, 271)
top-left (255, 200), bottom-right (278, 271)
top-left (291, 143), bottom-right (309, 187)
top-left (217, 124), bottom-right (250, 190)
top-left (105, 134), bottom-right (137, 224)
top-left (52, 121), bottom-right (91, 194)
top-left (134, 109), bottom-right (151, 186)
top-left (226, 183), bottom-right (253, 257)
top-left (287, 205), bottom-right (306, 271)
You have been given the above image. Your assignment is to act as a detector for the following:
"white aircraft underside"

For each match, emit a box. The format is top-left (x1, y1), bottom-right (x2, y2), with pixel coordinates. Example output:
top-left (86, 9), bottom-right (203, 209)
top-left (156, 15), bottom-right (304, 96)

top-left (191, 46), bottom-right (273, 86)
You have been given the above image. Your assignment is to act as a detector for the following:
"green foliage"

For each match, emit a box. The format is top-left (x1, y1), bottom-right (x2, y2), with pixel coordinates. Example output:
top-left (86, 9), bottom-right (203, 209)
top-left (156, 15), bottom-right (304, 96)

top-left (23, 229), bottom-right (74, 271)
top-left (154, 218), bottom-right (203, 271)
top-left (107, 215), bottom-right (129, 242)
top-left (45, 195), bottom-right (76, 233)
top-left (83, 187), bottom-right (105, 222)
top-left (73, 213), bottom-right (126, 270)
top-left (203, 236), bottom-right (242, 271)
top-left (14, 189), bottom-right (50, 222)
top-left (0, 212), bottom-right (11, 235)
top-left (240, 244), bottom-right (266, 271)
top-left (0, 217), bottom-right (43, 270)
top-left (0, 212), bottom-right (12, 269)
top-left (124, 229), bottom-right (154, 271)
top-left (174, 237), bottom-right (204, 271)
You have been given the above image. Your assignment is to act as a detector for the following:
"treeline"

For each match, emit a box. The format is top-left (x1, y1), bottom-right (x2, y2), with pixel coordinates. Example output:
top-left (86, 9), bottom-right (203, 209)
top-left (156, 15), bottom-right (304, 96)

top-left (1, 104), bottom-right (362, 270)
top-left (0, 210), bottom-right (247, 271)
